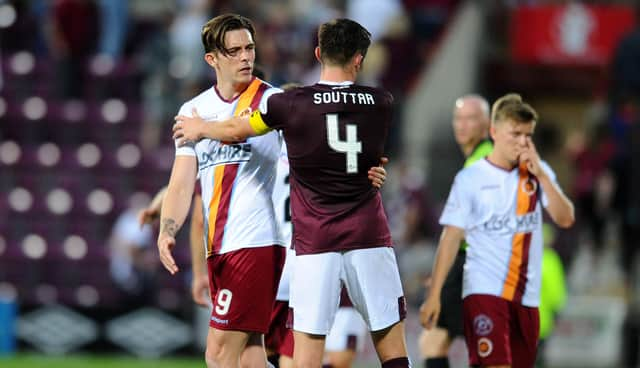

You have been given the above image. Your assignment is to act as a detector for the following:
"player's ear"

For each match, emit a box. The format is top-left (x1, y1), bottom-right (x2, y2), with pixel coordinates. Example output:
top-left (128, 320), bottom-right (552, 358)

top-left (354, 54), bottom-right (364, 70)
top-left (204, 53), bottom-right (217, 68)
top-left (314, 47), bottom-right (322, 63)
top-left (489, 123), bottom-right (498, 140)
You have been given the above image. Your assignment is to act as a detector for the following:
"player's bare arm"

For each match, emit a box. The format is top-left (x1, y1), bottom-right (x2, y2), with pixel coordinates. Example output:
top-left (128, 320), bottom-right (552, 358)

top-left (420, 225), bottom-right (465, 329)
top-left (173, 107), bottom-right (258, 146)
top-left (519, 137), bottom-right (575, 228)
top-left (189, 193), bottom-right (209, 307)
top-left (157, 156), bottom-right (198, 275)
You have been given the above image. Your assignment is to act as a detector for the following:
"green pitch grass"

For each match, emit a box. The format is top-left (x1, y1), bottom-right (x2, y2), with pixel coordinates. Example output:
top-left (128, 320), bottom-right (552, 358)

top-left (0, 353), bottom-right (204, 367)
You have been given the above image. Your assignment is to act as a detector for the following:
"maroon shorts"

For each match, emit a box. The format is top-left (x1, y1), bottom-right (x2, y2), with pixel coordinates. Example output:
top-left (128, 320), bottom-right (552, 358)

top-left (265, 300), bottom-right (294, 357)
top-left (463, 294), bottom-right (539, 368)
top-left (207, 246), bottom-right (286, 333)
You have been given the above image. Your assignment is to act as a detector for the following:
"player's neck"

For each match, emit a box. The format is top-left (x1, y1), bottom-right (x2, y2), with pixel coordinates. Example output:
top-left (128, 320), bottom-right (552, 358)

top-left (319, 66), bottom-right (357, 84)
top-left (216, 79), bottom-right (251, 101)
top-left (486, 151), bottom-right (516, 170)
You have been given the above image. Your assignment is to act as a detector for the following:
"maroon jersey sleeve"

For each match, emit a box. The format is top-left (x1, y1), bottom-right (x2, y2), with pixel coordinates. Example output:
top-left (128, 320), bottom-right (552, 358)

top-left (261, 92), bottom-right (294, 130)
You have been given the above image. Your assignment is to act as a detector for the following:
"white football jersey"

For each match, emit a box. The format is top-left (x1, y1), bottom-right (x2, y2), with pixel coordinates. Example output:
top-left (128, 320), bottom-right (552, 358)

top-left (272, 142), bottom-right (294, 301)
top-left (175, 79), bottom-right (286, 256)
top-left (440, 159), bottom-right (557, 307)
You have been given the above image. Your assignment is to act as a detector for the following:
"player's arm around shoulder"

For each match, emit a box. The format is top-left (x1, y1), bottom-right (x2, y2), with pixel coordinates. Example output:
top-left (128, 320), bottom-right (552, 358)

top-left (420, 225), bottom-right (465, 329)
top-left (173, 107), bottom-right (262, 145)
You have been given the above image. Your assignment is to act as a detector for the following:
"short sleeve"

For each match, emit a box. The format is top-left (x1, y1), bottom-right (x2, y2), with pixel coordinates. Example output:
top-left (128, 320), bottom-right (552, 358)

top-left (439, 173), bottom-right (472, 230)
top-left (539, 161), bottom-right (558, 208)
top-left (260, 90), bottom-right (292, 130)
top-left (174, 102), bottom-right (197, 157)
top-left (258, 87), bottom-right (283, 114)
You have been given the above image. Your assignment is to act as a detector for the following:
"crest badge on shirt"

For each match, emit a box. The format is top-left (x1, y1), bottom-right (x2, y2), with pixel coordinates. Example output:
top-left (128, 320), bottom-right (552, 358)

top-left (474, 314), bottom-right (494, 336)
top-left (521, 177), bottom-right (538, 196)
top-left (478, 337), bottom-right (493, 358)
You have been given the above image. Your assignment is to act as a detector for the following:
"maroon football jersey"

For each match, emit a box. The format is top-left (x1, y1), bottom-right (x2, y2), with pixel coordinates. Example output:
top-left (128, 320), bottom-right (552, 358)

top-left (261, 82), bottom-right (393, 254)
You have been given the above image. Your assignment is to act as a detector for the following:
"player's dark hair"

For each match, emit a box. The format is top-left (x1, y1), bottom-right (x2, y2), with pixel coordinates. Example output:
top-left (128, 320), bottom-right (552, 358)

top-left (317, 19), bottom-right (371, 66)
top-left (201, 13), bottom-right (256, 55)
top-left (491, 93), bottom-right (538, 125)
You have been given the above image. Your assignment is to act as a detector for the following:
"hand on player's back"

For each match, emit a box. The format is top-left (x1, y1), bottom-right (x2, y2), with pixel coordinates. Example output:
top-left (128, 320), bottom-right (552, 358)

top-left (368, 157), bottom-right (389, 189)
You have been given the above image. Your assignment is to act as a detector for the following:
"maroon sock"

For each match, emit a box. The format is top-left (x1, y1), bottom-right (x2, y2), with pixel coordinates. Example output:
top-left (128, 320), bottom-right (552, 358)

top-left (382, 357), bottom-right (410, 368)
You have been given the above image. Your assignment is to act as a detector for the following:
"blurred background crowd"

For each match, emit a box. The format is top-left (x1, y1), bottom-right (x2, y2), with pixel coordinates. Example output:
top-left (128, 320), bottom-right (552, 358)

top-left (0, 0), bottom-right (638, 366)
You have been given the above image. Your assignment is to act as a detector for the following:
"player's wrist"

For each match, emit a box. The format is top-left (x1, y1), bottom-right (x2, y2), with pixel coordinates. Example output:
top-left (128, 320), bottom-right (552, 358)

top-left (427, 285), bottom-right (443, 299)
top-left (536, 171), bottom-right (551, 184)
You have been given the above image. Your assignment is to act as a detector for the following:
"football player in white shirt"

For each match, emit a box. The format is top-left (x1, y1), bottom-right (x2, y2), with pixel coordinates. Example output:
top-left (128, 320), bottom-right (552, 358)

top-left (157, 14), bottom-right (286, 368)
top-left (420, 93), bottom-right (574, 368)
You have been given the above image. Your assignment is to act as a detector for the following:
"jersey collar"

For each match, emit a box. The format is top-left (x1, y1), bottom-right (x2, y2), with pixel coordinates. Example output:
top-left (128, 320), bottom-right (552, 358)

top-left (317, 80), bottom-right (354, 86)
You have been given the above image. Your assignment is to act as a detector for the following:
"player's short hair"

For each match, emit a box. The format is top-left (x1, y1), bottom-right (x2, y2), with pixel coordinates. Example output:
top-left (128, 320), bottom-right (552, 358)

top-left (491, 93), bottom-right (538, 125)
top-left (318, 19), bottom-right (371, 66)
top-left (201, 13), bottom-right (256, 55)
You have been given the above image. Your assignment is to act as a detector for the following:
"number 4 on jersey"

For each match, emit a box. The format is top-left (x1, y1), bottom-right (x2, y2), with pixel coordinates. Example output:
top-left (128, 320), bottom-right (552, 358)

top-left (326, 114), bottom-right (362, 173)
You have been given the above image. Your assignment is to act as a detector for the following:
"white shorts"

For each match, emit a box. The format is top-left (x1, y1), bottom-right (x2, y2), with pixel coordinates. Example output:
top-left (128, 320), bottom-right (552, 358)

top-left (290, 247), bottom-right (406, 335)
top-left (325, 307), bottom-right (368, 352)
top-left (276, 247), bottom-right (296, 301)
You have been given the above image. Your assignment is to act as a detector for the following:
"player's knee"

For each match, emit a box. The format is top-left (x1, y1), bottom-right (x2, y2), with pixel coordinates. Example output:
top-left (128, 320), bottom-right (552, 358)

top-left (294, 356), bottom-right (321, 368)
top-left (240, 345), bottom-right (268, 368)
top-left (294, 351), bottom-right (325, 368)
top-left (371, 322), bottom-right (409, 361)
top-left (205, 344), bottom-right (224, 368)
top-left (420, 328), bottom-right (450, 357)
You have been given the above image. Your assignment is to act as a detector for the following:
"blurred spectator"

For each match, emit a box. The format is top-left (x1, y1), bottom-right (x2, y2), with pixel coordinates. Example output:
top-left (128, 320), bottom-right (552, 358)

top-left (347, 0), bottom-right (404, 41)
top-left (108, 194), bottom-right (158, 307)
top-left (565, 123), bottom-right (615, 255)
top-left (138, 10), bottom-right (180, 151)
top-left (385, 162), bottom-right (437, 247)
top-left (169, 0), bottom-right (211, 97)
top-left (403, 0), bottom-right (460, 41)
top-left (46, 0), bottom-right (98, 99)
top-left (384, 162), bottom-right (439, 306)
top-left (609, 15), bottom-right (639, 280)
top-left (610, 18), bottom-right (640, 109)
top-left (358, 42), bottom-right (390, 87)
top-left (96, 0), bottom-right (129, 60)
top-left (621, 110), bottom-right (640, 368)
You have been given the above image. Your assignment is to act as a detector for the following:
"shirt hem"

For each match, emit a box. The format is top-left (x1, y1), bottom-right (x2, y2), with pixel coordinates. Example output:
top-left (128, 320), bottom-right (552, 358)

top-left (294, 242), bottom-right (393, 256)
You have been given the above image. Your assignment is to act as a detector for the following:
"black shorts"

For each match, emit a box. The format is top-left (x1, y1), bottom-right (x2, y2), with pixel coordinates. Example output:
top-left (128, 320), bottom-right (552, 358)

top-left (437, 250), bottom-right (465, 337)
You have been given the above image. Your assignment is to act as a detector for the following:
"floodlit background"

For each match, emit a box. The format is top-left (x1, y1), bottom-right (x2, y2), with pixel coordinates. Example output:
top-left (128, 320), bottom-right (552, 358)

top-left (0, 0), bottom-right (638, 367)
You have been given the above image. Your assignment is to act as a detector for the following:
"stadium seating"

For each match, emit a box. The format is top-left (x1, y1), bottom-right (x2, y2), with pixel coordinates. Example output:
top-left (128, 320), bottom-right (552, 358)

top-left (0, 51), bottom-right (188, 311)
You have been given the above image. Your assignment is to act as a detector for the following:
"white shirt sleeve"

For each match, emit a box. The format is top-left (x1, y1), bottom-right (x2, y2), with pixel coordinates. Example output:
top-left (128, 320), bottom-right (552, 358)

top-left (439, 172), bottom-right (472, 230)
top-left (257, 87), bottom-right (283, 114)
top-left (175, 102), bottom-right (197, 157)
